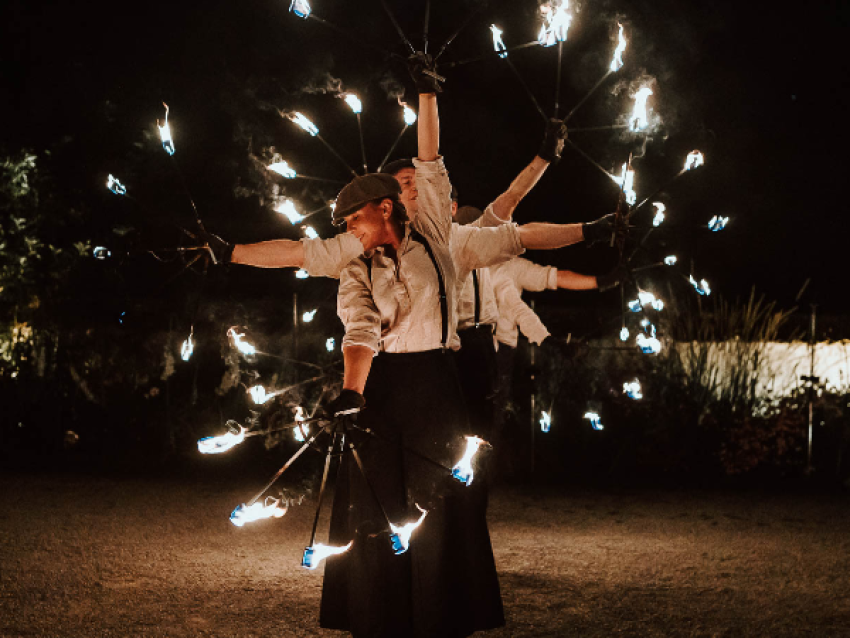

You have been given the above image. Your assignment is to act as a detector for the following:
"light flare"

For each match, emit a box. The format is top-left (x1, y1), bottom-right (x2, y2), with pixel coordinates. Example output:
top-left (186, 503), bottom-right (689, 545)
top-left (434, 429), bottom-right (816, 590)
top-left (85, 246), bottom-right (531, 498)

top-left (490, 24), bottom-right (508, 58)
top-left (683, 150), bottom-right (705, 171)
top-left (227, 328), bottom-right (257, 356)
top-left (107, 174), bottom-right (127, 196)
top-left (623, 379), bottom-right (643, 400)
top-left (268, 161), bottom-right (297, 179)
top-left (537, 0), bottom-right (572, 47)
top-left (198, 421), bottom-right (247, 454)
top-left (451, 436), bottom-right (486, 486)
top-left (609, 23), bottom-right (627, 72)
top-left (342, 93), bottom-right (362, 114)
top-left (157, 103), bottom-right (175, 156)
top-left (288, 111), bottom-right (319, 136)
top-left (230, 496), bottom-right (288, 527)
top-left (652, 202), bottom-right (666, 227)
top-left (302, 542), bottom-right (353, 569)
top-left (303, 226), bottom-right (319, 240)
top-left (275, 199), bottom-right (305, 224)
top-left (539, 410), bottom-right (552, 433)
top-left (389, 505), bottom-right (428, 554)
top-left (584, 411), bottom-right (604, 430)
top-left (629, 87), bottom-right (653, 132)
top-left (289, 0), bottom-right (311, 19)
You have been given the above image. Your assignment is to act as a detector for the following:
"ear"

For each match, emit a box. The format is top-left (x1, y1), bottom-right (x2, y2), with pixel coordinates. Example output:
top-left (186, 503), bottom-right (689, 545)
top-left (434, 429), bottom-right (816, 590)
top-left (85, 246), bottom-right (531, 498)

top-left (382, 199), bottom-right (393, 218)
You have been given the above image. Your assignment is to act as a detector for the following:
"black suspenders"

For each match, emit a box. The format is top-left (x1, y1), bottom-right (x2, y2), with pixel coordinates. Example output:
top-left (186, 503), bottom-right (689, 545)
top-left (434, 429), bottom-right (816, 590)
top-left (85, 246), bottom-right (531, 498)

top-left (472, 269), bottom-right (480, 327)
top-left (361, 229), bottom-right (449, 350)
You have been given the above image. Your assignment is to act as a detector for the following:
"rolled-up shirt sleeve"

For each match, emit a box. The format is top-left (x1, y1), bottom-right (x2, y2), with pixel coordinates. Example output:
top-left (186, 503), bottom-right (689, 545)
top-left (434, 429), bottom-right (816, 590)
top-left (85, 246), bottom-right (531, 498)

top-left (338, 260), bottom-right (381, 354)
top-left (510, 257), bottom-right (558, 291)
top-left (302, 234), bottom-right (365, 279)
top-left (452, 223), bottom-right (525, 273)
top-left (493, 275), bottom-right (550, 346)
top-left (411, 157), bottom-right (452, 244)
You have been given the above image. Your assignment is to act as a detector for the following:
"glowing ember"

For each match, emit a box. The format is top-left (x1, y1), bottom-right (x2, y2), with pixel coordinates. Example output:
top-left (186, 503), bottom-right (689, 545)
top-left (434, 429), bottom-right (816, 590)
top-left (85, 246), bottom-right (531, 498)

top-left (181, 332), bottom-right (194, 361)
top-left (230, 496), bottom-right (288, 527)
top-left (293, 406), bottom-right (307, 442)
top-left (325, 337), bottom-right (335, 352)
top-left (689, 275), bottom-right (711, 296)
top-left (389, 505), bottom-right (428, 554)
top-left (708, 215), bottom-right (729, 232)
top-left (106, 174), bottom-right (127, 196)
top-left (623, 379), bottom-right (643, 400)
top-left (537, 0), bottom-right (572, 47)
top-left (249, 385), bottom-right (269, 404)
top-left (402, 103), bottom-right (417, 126)
top-left (490, 24), bottom-right (508, 58)
top-left (295, 269), bottom-right (309, 279)
top-left (93, 246), bottom-right (111, 260)
top-left (303, 225), bottom-right (319, 240)
top-left (451, 436), bottom-right (486, 486)
top-left (612, 163), bottom-right (636, 205)
top-left (619, 326), bottom-right (630, 342)
top-left (683, 150), bottom-right (704, 171)
top-left (302, 309), bottom-right (317, 323)
top-left (584, 411), bottom-right (604, 430)
top-left (268, 161), bottom-right (297, 179)
top-left (664, 255), bottom-right (678, 266)
top-left (609, 23), bottom-right (627, 72)
top-left (629, 87), bottom-right (653, 132)
top-left (302, 542), bottom-right (353, 569)
top-left (157, 103), bottom-right (175, 156)
top-left (342, 93), bottom-right (362, 114)
top-left (227, 328), bottom-right (257, 356)
top-left (289, 111), bottom-right (319, 136)
top-left (289, 0), bottom-right (311, 19)
top-left (636, 333), bottom-right (662, 354)
top-left (539, 410), bottom-right (552, 433)
top-left (198, 421), bottom-right (246, 454)
top-left (275, 199), bottom-right (305, 223)
top-left (652, 202), bottom-right (666, 227)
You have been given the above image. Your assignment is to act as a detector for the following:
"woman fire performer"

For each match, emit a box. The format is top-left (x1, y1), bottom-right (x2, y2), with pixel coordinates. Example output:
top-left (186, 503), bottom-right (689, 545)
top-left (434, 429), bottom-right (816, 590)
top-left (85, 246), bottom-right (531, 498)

top-left (318, 55), bottom-right (504, 638)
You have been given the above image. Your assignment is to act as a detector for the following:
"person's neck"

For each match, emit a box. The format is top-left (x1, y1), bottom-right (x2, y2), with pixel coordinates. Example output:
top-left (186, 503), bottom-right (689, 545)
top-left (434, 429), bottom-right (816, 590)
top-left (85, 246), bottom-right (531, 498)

top-left (380, 219), bottom-right (405, 261)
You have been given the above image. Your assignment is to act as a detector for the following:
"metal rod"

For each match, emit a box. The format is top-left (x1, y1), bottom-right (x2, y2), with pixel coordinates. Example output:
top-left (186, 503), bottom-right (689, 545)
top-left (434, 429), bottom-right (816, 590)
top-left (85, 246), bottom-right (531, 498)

top-left (564, 70), bottom-right (612, 123)
top-left (565, 138), bottom-right (615, 181)
top-left (349, 443), bottom-right (395, 527)
top-left (169, 156), bottom-right (207, 234)
top-left (807, 304), bottom-right (817, 474)
top-left (553, 41), bottom-right (563, 118)
top-left (379, 0), bottom-right (417, 54)
top-left (505, 57), bottom-right (548, 125)
top-left (423, 0), bottom-right (430, 53)
top-left (351, 425), bottom-right (453, 472)
top-left (433, 1), bottom-right (490, 62)
top-left (316, 134), bottom-right (358, 178)
top-left (246, 426), bottom-right (327, 506)
top-left (356, 113), bottom-right (368, 174)
top-left (443, 41), bottom-right (539, 69)
top-left (377, 124), bottom-right (410, 171)
top-left (291, 174), bottom-right (347, 185)
top-left (628, 168), bottom-right (689, 220)
top-left (308, 432), bottom-right (339, 547)
top-left (567, 124), bottom-right (629, 133)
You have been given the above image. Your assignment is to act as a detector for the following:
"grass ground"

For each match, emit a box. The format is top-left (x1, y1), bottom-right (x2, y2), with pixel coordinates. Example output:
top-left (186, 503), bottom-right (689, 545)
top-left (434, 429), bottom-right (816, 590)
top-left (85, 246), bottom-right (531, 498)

top-left (1, 472), bottom-right (848, 637)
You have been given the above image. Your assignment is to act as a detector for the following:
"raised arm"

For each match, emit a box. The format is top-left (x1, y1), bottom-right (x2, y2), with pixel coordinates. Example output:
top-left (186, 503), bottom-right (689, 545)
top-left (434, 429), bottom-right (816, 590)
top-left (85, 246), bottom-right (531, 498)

top-left (417, 93), bottom-right (439, 162)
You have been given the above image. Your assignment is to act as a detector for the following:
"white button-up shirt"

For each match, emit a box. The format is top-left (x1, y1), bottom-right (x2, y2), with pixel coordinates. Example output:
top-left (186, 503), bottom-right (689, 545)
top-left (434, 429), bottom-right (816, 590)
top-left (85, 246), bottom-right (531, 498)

top-left (301, 233), bottom-right (364, 278)
top-left (337, 158), bottom-right (459, 354)
top-left (490, 257), bottom-right (558, 347)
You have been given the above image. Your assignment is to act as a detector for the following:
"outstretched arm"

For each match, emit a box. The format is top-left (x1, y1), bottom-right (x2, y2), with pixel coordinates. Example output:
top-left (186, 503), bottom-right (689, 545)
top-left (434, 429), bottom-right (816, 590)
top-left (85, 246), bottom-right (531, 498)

top-left (557, 270), bottom-right (598, 290)
top-left (517, 222), bottom-right (585, 250)
top-left (489, 156), bottom-right (551, 221)
top-left (231, 240), bottom-right (304, 268)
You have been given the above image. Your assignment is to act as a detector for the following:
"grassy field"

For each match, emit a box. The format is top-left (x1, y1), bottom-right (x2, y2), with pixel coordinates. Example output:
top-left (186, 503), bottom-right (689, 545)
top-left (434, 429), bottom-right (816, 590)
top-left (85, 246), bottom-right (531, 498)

top-left (1, 472), bottom-right (848, 637)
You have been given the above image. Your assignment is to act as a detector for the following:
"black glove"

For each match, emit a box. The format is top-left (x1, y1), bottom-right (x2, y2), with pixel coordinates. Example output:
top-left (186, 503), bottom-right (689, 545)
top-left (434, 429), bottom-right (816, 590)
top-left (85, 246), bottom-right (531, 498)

top-left (325, 389), bottom-right (365, 418)
top-left (407, 52), bottom-right (443, 94)
top-left (538, 118), bottom-right (567, 163)
top-left (596, 264), bottom-right (629, 292)
top-left (582, 213), bottom-right (619, 246)
top-left (199, 230), bottom-right (234, 265)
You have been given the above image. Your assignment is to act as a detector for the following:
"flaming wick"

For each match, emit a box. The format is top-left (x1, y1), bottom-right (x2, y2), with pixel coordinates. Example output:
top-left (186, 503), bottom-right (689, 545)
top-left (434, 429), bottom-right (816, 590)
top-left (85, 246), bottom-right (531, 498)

top-left (609, 23), bottom-right (627, 72)
top-left (539, 411), bottom-right (552, 433)
top-left (227, 328), bottom-right (257, 356)
top-left (490, 24), bottom-right (508, 58)
top-left (302, 542), bottom-right (354, 569)
top-left (629, 87), bottom-right (653, 132)
top-left (389, 505), bottom-right (428, 554)
top-left (107, 174), bottom-right (127, 196)
top-left (230, 496), bottom-right (288, 527)
top-left (451, 436), bottom-right (486, 486)
top-left (198, 422), bottom-right (247, 454)
top-left (157, 103), bottom-right (175, 156)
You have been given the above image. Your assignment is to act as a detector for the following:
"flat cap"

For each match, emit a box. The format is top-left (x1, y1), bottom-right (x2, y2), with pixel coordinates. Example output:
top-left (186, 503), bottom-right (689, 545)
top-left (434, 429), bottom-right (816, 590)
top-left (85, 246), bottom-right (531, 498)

top-left (332, 173), bottom-right (402, 225)
top-left (380, 158), bottom-right (415, 176)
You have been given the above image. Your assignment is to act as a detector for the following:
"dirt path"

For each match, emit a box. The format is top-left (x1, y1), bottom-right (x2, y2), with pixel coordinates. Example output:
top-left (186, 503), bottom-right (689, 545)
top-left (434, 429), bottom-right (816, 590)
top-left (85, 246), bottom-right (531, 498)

top-left (1, 473), bottom-right (848, 637)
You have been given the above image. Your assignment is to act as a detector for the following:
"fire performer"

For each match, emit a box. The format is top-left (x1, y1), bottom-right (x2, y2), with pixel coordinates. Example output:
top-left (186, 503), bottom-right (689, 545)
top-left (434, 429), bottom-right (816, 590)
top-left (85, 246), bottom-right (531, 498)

top-left (317, 53), bottom-right (504, 638)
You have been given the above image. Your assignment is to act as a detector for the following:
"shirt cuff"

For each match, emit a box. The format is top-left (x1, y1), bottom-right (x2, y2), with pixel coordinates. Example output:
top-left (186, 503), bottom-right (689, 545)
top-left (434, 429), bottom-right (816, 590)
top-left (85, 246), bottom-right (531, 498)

top-left (342, 332), bottom-right (380, 355)
top-left (301, 234), bottom-right (364, 279)
top-left (545, 267), bottom-right (558, 290)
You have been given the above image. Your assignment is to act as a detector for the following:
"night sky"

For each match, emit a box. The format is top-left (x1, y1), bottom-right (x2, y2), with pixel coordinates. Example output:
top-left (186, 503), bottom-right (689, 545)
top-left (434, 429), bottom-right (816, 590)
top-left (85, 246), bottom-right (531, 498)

top-left (2, 0), bottom-right (847, 323)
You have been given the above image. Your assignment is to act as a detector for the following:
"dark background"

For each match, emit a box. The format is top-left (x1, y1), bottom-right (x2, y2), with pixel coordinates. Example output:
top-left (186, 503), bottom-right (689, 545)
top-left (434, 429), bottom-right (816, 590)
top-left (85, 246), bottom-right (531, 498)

top-left (1, 0), bottom-right (847, 315)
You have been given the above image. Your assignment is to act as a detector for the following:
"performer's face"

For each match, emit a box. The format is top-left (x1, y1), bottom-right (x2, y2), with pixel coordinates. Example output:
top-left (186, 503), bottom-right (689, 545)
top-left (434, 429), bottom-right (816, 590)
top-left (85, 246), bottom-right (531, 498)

top-left (344, 200), bottom-right (392, 251)
top-left (393, 167), bottom-right (418, 220)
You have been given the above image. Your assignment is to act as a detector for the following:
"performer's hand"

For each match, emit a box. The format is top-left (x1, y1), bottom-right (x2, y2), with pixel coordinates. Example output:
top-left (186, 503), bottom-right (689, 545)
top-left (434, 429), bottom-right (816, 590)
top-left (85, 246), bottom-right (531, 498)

top-left (325, 389), bottom-right (366, 418)
top-left (596, 264), bottom-right (630, 292)
top-left (582, 213), bottom-right (620, 246)
top-left (407, 52), bottom-right (443, 94)
top-left (199, 230), bottom-right (234, 265)
top-left (538, 118), bottom-right (567, 163)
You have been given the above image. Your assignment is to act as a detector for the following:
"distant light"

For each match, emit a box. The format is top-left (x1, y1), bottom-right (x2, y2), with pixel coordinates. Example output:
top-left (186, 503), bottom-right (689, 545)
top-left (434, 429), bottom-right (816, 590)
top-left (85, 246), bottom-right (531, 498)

top-left (619, 326), bottom-right (630, 342)
top-left (157, 103), bottom-right (175, 156)
top-left (303, 225), bottom-right (319, 240)
top-left (708, 215), bottom-right (729, 232)
top-left (302, 309), bottom-right (317, 323)
top-left (584, 411), bottom-right (604, 431)
top-left (268, 161), bottom-right (297, 179)
top-left (275, 199), bottom-right (304, 224)
top-left (539, 410), bottom-right (551, 433)
top-left (636, 333), bottom-right (662, 354)
top-left (249, 385), bottom-right (268, 404)
top-left (106, 174), bottom-right (127, 196)
top-left (93, 246), bottom-right (111, 260)
top-left (289, 0), bottom-right (311, 19)
top-left (664, 255), bottom-right (677, 266)
top-left (295, 269), bottom-right (309, 279)
top-left (652, 202), bottom-right (666, 227)
top-left (623, 379), bottom-right (643, 400)
top-left (343, 93), bottom-right (362, 114)
top-left (325, 337), bottom-right (335, 352)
